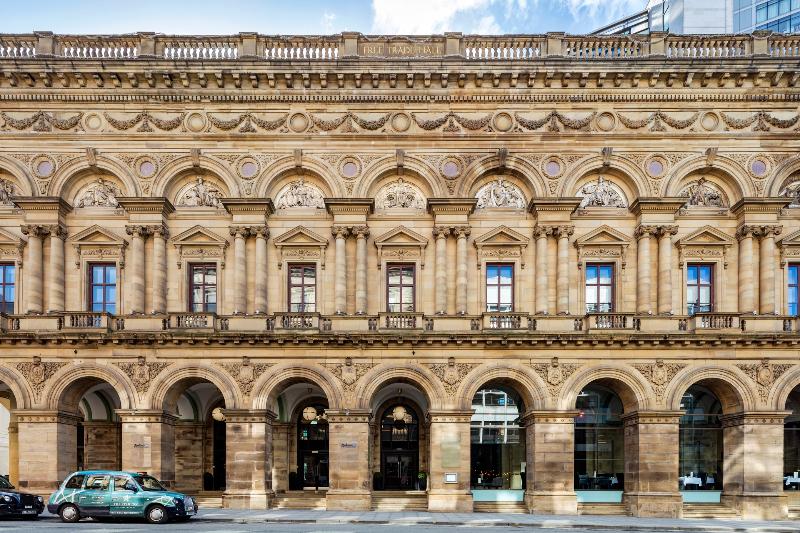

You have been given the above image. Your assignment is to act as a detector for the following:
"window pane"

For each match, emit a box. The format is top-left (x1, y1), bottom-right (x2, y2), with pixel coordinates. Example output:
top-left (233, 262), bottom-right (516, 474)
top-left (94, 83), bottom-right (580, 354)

top-left (586, 287), bottom-right (597, 304)
top-left (193, 269), bottom-right (204, 284)
top-left (290, 286), bottom-right (302, 304)
top-left (499, 266), bottom-right (513, 284)
top-left (206, 302), bottom-right (216, 313)
top-left (699, 286), bottom-right (711, 304)
top-left (687, 266), bottom-right (697, 283)
top-left (105, 286), bottom-right (116, 304)
top-left (487, 286), bottom-right (499, 305)
top-left (790, 287), bottom-right (798, 311)
top-left (205, 269), bottom-right (216, 285)
top-left (92, 301), bottom-right (103, 312)
top-left (290, 266), bottom-right (302, 285)
top-left (93, 266), bottom-right (104, 283)
top-left (388, 286), bottom-right (400, 304)
top-left (388, 268), bottom-right (401, 285)
top-left (401, 265), bottom-right (414, 282)
top-left (93, 286), bottom-right (103, 304)
top-left (757, 5), bottom-right (767, 22)
top-left (790, 266), bottom-right (798, 286)
top-left (4, 267), bottom-right (14, 283)
top-left (106, 267), bottom-right (116, 283)
top-left (105, 303), bottom-right (115, 314)
top-left (499, 285), bottom-right (512, 304)
top-left (192, 287), bottom-right (202, 304)
top-left (687, 286), bottom-right (698, 304)
top-left (304, 287), bottom-right (316, 304)
top-left (599, 266), bottom-right (612, 285)
top-left (4, 286), bottom-right (13, 304)
top-left (599, 286), bottom-right (612, 305)
top-left (586, 266), bottom-right (597, 285)
top-left (401, 288), bottom-right (413, 304)
top-left (486, 266), bottom-right (498, 285)
top-left (791, 302), bottom-right (798, 316)
top-left (205, 286), bottom-right (216, 304)
top-left (304, 266), bottom-right (316, 280)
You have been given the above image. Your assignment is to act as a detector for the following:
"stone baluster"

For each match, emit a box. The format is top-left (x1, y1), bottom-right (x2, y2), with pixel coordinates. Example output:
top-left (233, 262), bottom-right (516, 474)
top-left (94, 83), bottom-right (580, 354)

top-left (455, 226), bottom-right (470, 315)
top-left (533, 226), bottom-right (551, 314)
top-left (554, 225), bottom-right (573, 315)
top-left (757, 225), bottom-right (781, 315)
top-left (253, 226), bottom-right (269, 314)
top-left (635, 225), bottom-right (656, 315)
top-left (125, 225), bottom-right (150, 315)
top-left (736, 225), bottom-right (757, 314)
top-left (353, 226), bottom-right (369, 315)
top-left (656, 225), bottom-right (677, 315)
top-left (46, 225), bottom-right (67, 313)
top-left (21, 225), bottom-right (48, 314)
top-left (332, 226), bottom-right (349, 315)
top-left (230, 226), bottom-right (250, 315)
top-left (150, 225), bottom-right (168, 315)
top-left (433, 226), bottom-right (450, 315)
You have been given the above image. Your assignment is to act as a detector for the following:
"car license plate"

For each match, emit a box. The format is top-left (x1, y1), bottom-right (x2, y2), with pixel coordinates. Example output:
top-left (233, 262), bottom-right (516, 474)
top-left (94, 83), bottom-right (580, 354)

top-left (21, 509), bottom-right (35, 514)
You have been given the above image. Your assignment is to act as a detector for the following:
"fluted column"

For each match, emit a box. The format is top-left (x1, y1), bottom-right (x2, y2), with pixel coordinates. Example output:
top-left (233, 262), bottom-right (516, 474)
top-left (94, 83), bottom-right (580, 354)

top-left (656, 225), bottom-right (677, 315)
top-left (253, 226), bottom-right (269, 314)
top-left (758, 225), bottom-right (781, 315)
top-left (21, 225), bottom-right (47, 314)
top-left (433, 226), bottom-right (449, 315)
top-left (635, 225), bottom-right (655, 315)
top-left (736, 225), bottom-right (756, 314)
top-left (353, 226), bottom-right (369, 315)
top-left (125, 225), bottom-right (149, 315)
top-left (150, 225), bottom-right (168, 315)
top-left (46, 224), bottom-right (67, 313)
top-left (534, 226), bottom-right (551, 314)
top-left (332, 226), bottom-right (349, 315)
top-left (455, 226), bottom-right (470, 315)
top-left (554, 225), bottom-right (573, 315)
top-left (230, 226), bottom-right (250, 314)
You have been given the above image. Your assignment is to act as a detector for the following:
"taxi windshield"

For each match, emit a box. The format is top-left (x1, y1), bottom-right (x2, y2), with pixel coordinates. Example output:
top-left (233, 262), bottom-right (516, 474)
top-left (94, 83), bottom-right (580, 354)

top-left (131, 475), bottom-right (166, 491)
top-left (0, 477), bottom-right (13, 490)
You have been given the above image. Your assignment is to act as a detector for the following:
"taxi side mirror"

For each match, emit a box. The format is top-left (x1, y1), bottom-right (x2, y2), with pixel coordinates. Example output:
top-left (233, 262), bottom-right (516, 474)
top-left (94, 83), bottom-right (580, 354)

top-left (125, 483), bottom-right (139, 492)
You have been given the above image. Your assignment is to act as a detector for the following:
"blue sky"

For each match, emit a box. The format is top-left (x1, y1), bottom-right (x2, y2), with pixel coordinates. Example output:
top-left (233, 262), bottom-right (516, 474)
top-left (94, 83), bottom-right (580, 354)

top-left (2, 0), bottom-right (646, 35)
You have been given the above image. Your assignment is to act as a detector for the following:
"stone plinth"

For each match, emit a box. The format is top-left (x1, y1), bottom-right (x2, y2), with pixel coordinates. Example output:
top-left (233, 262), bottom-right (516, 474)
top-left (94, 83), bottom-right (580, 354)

top-left (326, 411), bottom-right (372, 511)
top-left (223, 409), bottom-right (274, 509)
top-left (15, 410), bottom-right (81, 494)
top-left (117, 410), bottom-right (177, 488)
top-left (427, 411), bottom-right (473, 512)
top-left (524, 411), bottom-right (578, 515)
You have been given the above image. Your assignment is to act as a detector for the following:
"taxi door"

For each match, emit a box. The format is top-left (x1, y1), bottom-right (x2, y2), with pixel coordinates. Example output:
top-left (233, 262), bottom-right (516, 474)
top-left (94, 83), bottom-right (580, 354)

top-left (111, 475), bottom-right (141, 516)
top-left (77, 474), bottom-right (111, 516)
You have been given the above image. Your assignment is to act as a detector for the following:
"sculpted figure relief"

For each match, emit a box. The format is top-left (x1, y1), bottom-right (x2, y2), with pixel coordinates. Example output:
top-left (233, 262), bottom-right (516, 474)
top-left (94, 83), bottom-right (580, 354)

top-left (475, 177), bottom-right (526, 209)
top-left (274, 178), bottom-right (326, 209)
top-left (578, 176), bottom-right (627, 208)
top-left (375, 177), bottom-right (425, 209)
top-left (681, 177), bottom-right (726, 208)
top-left (76, 178), bottom-right (122, 208)
top-left (780, 180), bottom-right (800, 207)
top-left (0, 178), bottom-right (16, 205)
top-left (178, 177), bottom-right (224, 208)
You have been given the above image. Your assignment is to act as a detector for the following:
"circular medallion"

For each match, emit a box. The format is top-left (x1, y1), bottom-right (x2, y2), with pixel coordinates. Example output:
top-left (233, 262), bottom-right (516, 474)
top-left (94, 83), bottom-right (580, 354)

top-left (135, 156), bottom-right (158, 179)
top-left (211, 407), bottom-right (226, 422)
top-left (32, 155), bottom-right (55, 178)
top-left (646, 156), bottom-right (667, 178)
top-left (391, 112), bottom-right (411, 132)
top-left (595, 112), bottom-right (616, 132)
top-left (82, 112), bottom-right (104, 132)
top-left (185, 112), bottom-right (207, 133)
top-left (492, 112), bottom-right (513, 132)
top-left (289, 113), bottom-right (309, 133)
top-left (339, 158), bottom-right (361, 178)
top-left (700, 112), bottom-right (720, 131)
top-left (440, 158), bottom-right (463, 179)
top-left (749, 157), bottom-right (769, 178)
top-left (237, 157), bottom-right (260, 179)
top-left (392, 405), bottom-right (407, 421)
top-left (303, 406), bottom-right (318, 421)
top-left (542, 156), bottom-right (565, 179)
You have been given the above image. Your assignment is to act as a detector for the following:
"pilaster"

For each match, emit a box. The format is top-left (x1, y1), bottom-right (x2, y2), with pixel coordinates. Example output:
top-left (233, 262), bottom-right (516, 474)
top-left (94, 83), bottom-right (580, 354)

top-left (223, 409), bottom-right (276, 509)
top-left (522, 410), bottom-right (578, 515)
top-left (117, 410), bottom-right (178, 488)
top-left (427, 410), bottom-right (473, 512)
top-left (325, 410), bottom-right (372, 511)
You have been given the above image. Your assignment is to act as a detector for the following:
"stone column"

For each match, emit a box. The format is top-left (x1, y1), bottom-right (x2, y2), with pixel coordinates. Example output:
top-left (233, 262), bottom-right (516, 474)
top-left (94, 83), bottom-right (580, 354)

top-left (554, 226), bottom-right (573, 315)
top-left (21, 225), bottom-right (47, 314)
top-left (82, 420), bottom-right (121, 470)
top-left (621, 411), bottom-right (682, 518)
top-left (455, 226), bottom-right (469, 315)
top-left (526, 410), bottom-right (578, 515)
top-left (326, 410), bottom-right (372, 511)
top-left (635, 225), bottom-right (654, 315)
top-left (174, 421), bottom-right (204, 492)
top-left (353, 226), bottom-right (369, 315)
top-left (534, 226), bottom-right (550, 314)
top-left (8, 417), bottom-right (18, 487)
top-left (737, 225), bottom-right (757, 314)
top-left (253, 226), bottom-right (269, 314)
top-left (758, 225), bottom-right (781, 315)
top-left (118, 410), bottom-right (177, 488)
top-left (332, 226), bottom-right (349, 315)
top-left (427, 411), bottom-right (473, 512)
top-left (150, 225), bottom-right (168, 314)
top-left (15, 410), bottom-right (82, 493)
top-left (125, 225), bottom-right (149, 315)
top-left (271, 422), bottom-right (290, 493)
top-left (720, 412), bottom-right (788, 520)
top-left (656, 226), bottom-right (677, 315)
top-left (223, 409), bottom-right (275, 509)
top-left (46, 224), bottom-right (66, 313)
top-left (230, 226), bottom-right (249, 315)
top-left (433, 226), bottom-right (449, 315)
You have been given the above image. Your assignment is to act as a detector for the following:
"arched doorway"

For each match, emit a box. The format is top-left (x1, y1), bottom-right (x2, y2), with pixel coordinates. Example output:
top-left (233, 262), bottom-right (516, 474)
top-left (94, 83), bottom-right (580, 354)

top-left (784, 386), bottom-right (800, 492)
top-left (378, 403), bottom-right (419, 490)
top-left (0, 383), bottom-right (18, 486)
top-left (679, 384), bottom-right (723, 501)
top-left (295, 400), bottom-right (329, 490)
top-left (574, 383), bottom-right (624, 502)
top-left (470, 385), bottom-right (525, 507)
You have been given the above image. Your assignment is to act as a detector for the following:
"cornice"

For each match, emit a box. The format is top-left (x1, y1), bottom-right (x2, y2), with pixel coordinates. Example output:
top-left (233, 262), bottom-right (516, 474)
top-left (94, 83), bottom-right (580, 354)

top-left (730, 197), bottom-right (791, 216)
top-left (629, 197), bottom-right (685, 215)
top-left (222, 198), bottom-right (275, 217)
top-left (324, 198), bottom-right (374, 216)
top-left (117, 197), bottom-right (175, 216)
top-left (427, 198), bottom-right (477, 215)
top-left (12, 196), bottom-right (72, 215)
top-left (528, 198), bottom-right (582, 214)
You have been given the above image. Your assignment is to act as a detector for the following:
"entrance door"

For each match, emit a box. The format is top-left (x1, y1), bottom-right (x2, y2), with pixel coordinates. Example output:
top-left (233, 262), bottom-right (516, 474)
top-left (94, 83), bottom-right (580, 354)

top-left (382, 452), bottom-right (416, 490)
top-left (300, 450), bottom-right (329, 488)
top-left (379, 404), bottom-right (420, 490)
top-left (297, 402), bottom-right (329, 489)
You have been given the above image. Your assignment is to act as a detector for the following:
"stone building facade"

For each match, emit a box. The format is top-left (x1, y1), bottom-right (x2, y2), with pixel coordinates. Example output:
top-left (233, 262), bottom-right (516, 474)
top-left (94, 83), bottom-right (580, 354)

top-left (0, 30), bottom-right (799, 519)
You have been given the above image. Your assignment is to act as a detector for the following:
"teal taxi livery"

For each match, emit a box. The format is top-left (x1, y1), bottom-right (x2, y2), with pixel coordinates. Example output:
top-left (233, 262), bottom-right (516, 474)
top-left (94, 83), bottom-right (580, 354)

top-left (47, 471), bottom-right (197, 524)
top-left (0, 476), bottom-right (44, 519)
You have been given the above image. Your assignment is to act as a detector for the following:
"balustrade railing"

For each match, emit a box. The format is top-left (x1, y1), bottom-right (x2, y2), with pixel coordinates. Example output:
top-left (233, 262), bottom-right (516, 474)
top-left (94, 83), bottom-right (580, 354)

top-left (160, 36), bottom-right (239, 59)
top-left (563, 35), bottom-right (648, 59)
top-left (463, 36), bottom-right (544, 60)
top-left (58, 36), bottom-right (139, 59)
top-left (588, 313), bottom-right (634, 330)
top-left (665, 35), bottom-right (750, 58)
top-left (0, 36), bottom-right (36, 58)
top-left (484, 313), bottom-right (524, 330)
top-left (694, 313), bottom-right (739, 330)
top-left (381, 313), bottom-right (419, 329)
top-left (769, 35), bottom-right (800, 57)
top-left (63, 312), bottom-right (111, 330)
top-left (277, 312), bottom-right (318, 330)
top-left (171, 313), bottom-right (214, 329)
top-left (262, 36), bottom-right (339, 60)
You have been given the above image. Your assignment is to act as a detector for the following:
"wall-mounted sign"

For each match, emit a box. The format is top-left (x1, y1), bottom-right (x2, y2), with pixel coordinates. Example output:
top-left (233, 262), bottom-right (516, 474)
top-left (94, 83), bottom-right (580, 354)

top-left (444, 472), bottom-right (458, 484)
top-left (340, 442), bottom-right (357, 448)
top-left (133, 443), bottom-right (150, 449)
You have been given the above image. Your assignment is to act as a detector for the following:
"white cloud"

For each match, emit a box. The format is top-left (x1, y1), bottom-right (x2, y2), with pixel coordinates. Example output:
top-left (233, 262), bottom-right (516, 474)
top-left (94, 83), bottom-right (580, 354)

top-left (321, 11), bottom-right (337, 34)
top-left (562, 0), bottom-right (646, 22)
top-left (371, 0), bottom-right (494, 34)
top-left (473, 14), bottom-right (502, 34)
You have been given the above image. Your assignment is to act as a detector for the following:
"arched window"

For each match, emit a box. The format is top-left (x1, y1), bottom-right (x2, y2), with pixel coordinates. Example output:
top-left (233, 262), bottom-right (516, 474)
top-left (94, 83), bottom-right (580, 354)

top-left (785, 386), bottom-right (800, 490)
top-left (679, 385), bottom-right (722, 493)
top-left (379, 404), bottom-right (419, 490)
top-left (574, 384), bottom-right (624, 497)
top-left (296, 402), bottom-right (329, 489)
top-left (470, 387), bottom-right (525, 493)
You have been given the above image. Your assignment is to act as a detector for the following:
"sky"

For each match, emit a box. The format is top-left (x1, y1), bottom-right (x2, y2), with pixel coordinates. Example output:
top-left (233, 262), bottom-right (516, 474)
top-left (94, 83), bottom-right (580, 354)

top-left (2, 0), bottom-right (647, 35)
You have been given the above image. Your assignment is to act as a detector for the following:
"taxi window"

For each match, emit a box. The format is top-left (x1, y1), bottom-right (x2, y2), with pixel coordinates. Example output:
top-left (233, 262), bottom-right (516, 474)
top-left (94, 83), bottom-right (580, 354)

top-left (65, 475), bottom-right (85, 489)
top-left (113, 475), bottom-right (136, 492)
top-left (84, 475), bottom-right (110, 491)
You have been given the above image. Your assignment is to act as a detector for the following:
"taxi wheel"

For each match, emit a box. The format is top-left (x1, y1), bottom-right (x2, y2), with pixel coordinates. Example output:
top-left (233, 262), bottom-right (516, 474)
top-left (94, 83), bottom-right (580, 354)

top-left (145, 504), bottom-right (168, 524)
top-left (59, 504), bottom-right (80, 523)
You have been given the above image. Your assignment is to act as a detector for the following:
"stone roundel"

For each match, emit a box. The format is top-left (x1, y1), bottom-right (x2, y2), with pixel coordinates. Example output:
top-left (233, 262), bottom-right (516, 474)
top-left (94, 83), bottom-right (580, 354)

top-left (440, 157), bottom-right (463, 179)
top-left (492, 112), bottom-right (514, 132)
top-left (185, 112), bottom-right (207, 133)
top-left (135, 156), bottom-right (158, 179)
top-left (646, 155), bottom-right (668, 178)
top-left (542, 156), bottom-right (565, 179)
top-left (595, 112), bottom-right (616, 132)
top-left (700, 111), bottom-right (720, 131)
top-left (82, 112), bottom-right (104, 132)
top-left (391, 112), bottom-right (411, 132)
top-left (747, 155), bottom-right (770, 178)
top-left (289, 113), bottom-right (309, 133)
top-left (339, 157), bottom-right (361, 178)
top-left (32, 155), bottom-right (56, 178)
top-left (237, 157), bottom-right (260, 179)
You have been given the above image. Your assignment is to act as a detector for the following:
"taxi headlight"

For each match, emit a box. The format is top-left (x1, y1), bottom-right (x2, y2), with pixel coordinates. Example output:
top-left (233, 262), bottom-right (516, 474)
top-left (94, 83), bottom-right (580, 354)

top-left (173, 497), bottom-right (181, 505)
top-left (2, 495), bottom-right (12, 502)
top-left (36, 496), bottom-right (43, 502)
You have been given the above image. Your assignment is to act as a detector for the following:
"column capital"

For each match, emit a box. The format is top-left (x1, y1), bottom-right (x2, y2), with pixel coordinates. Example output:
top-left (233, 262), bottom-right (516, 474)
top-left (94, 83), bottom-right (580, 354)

top-left (352, 225), bottom-right (370, 238)
top-left (720, 410), bottom-right (791, 427)
top-left (736, 224), bottom-right (759, 240)
top-left (229, 225), bottom-right (251, 238)
top-left (115, 409), bottom-right (179, 425)
top-left (553, 225), bottom-right (574, 238)
top-left (222, 408), bottom-right (277, 423)
top-left (20, 224), bottom-right (50, 238)
top-left (621, 410), bottom-right (684, 426)
top-left (148, 224), bottom-right (169, 238)
top-left (125, 224), bottom-right (152, 238)
top-left (45, 224), bottom-right (68, 240)
top-left (432, 225), bottom-right (451, 238)
top-left (12, 409), bottom-right (82, 425)
top-left (753, 224), bottom-right (782, 239)
top-left (533, 225), bottom-right (555, 238)
top-left (332, 225), bottom-right (350, 239)
top-left (454, 226), bottom-right (471, 238)
top-left (520, 409), bottom-right (580, 425)
top-left (634, 224), bottom-right (659, 239)
top-left (655, 224), bottom-right (678, 238)
top-left (251, 225), bottom-right (270, 239)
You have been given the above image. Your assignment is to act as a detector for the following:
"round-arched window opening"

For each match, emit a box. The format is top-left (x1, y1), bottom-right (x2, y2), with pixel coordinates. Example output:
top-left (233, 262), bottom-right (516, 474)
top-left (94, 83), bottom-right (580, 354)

top-left (679, 385), bottom-right (722, 494)
top-left (470, 387), bottom-right (525, 497)
top-left (295, 402), bottom-right (329, 490)
top-left (784, 386), bottom-right (800, 490)
top-left (574, 384), bottom-right (624, 497)
top-left (378, 403), bottom-right (420, 490)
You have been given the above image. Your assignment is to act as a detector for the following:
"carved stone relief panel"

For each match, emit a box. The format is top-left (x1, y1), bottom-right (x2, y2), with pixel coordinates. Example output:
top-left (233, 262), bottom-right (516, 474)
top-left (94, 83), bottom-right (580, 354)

top-left (274, 179), bottom-right (326, 209)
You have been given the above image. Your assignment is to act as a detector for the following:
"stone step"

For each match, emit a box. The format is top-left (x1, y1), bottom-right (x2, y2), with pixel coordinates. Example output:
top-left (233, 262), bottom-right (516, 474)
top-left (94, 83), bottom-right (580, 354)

top-left (274, 491), bottom-right (328, 510)
top-left (186, 492), bottom-right (224, 509)
top-left (371, 491), bottom-right (428, 511)
top-left (473, 501), bottom-right (527, 513)
top-left (682, 504), bottom-right (740, 519)
top-left (578, 503), bottom-right (628, 516)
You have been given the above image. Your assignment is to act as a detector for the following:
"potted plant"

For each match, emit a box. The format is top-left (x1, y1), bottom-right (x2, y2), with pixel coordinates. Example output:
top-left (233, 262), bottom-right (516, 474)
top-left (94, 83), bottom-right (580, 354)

top-left (416, 471), bottom-right (427, 491)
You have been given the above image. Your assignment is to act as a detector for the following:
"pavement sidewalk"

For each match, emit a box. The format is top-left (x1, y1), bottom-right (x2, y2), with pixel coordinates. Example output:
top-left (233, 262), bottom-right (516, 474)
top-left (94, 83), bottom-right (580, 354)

top-left (111, 509), bottom-right (800, 532)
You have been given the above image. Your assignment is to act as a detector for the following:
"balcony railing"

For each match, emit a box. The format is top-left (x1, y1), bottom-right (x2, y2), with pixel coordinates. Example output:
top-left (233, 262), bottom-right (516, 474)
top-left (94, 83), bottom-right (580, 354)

top-left (586, 312), bottom-right (637, 331)
top-left (170, 313), bottom-right (215, 330)
top-left (63, 312), bottom-right (112, 331)
top-left (275, 312), bottom-right (319, 330)
top-left (380, 312), bottom-right (421, 330)
top-left (692, 312), bottom-right (741, 331)
top-left (483, 312), bottom-right (530, 330)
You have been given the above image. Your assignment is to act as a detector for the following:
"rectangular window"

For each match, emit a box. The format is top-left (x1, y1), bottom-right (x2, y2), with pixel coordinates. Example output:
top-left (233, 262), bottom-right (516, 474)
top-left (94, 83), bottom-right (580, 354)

top-left (288, 263), bottom-right (316, 312)
top-left (789, 265), bottom-right (799, 316)
top-left (88, 263), bottom-right (116, 314)
top-left (687, 264), bottom-right (713, 315)
top-left (0, 264), bottom-right (15, 314)
top-left (386, 264), bottom-right (415, 312)
top-left (485, 263), bottom-right (513, 312)
top-left (585, 263), bottom-right (614, 313)
top-left (189, 263), bottom-right (217, 313)
top-left (757, 4), bottom-right (768, 21)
